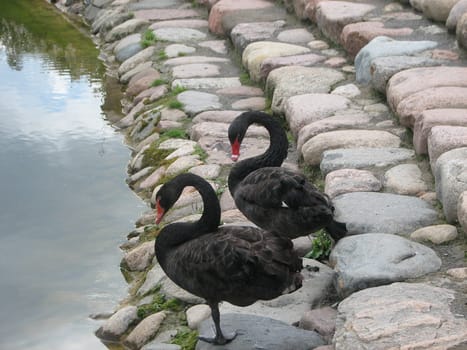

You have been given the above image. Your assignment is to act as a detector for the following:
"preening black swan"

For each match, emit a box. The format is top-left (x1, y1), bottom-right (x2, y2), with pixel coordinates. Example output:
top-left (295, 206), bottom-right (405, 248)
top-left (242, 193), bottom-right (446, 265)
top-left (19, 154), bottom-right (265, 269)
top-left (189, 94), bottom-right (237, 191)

top-left (154, 173), bottom-right (303, 345)
top-left (228, 111), bottom-right (347, 241)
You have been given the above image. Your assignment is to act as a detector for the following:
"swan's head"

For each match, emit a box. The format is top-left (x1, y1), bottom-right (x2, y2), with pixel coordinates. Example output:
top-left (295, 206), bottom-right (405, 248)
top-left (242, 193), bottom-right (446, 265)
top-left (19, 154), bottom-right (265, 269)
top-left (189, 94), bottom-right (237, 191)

top-left (154, 177), bottom-right (185, 224)
top-left (228, 114), bottom-right (248, 162)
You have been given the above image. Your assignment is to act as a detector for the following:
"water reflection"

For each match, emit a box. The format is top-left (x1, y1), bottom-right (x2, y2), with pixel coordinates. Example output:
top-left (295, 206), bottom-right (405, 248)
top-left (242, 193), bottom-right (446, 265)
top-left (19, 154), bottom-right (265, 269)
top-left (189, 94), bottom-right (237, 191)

top-left (0, 2), bottom-right (143, 349)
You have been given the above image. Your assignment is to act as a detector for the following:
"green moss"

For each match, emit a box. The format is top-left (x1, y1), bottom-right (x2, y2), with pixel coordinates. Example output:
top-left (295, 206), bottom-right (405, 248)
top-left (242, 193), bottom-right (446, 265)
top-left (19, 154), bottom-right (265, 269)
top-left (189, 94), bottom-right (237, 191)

top-left (301, 164), bottom-right (325, 192)
top-left (239, 72), bottom-right (253, 86)
top-left (141, 144), bottom-right (174, 169)
top-left (141, 29), bottom-right (158, 48)
top-left (151, 79), bottom-right (167, 87)
top-left (158, 50), bottom-right (168, 61)
top-left (193, 145), bottom-right (208, 161)
top-left (171, 85), bottom-right (187, 94)
top-left (171, 327), bottom-right (199, 350)
top-left (139, 225), bottom-right (161, 242)
top-left (168, 100), bottom-right (184, 109)
top-left (162, 128), bottom-right (188, 140)
top-left (137, 292), bottom-right (185, 319)
top-left (304, 229), bottom-right (332, 260)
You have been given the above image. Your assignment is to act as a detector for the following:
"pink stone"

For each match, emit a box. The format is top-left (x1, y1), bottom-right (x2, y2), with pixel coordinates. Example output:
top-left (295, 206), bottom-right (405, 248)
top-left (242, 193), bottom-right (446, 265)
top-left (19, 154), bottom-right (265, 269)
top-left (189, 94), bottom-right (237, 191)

top-left (446, 0), bottom-right (467, 31)
top-left (192, 110), bottom-right (242, 123)
top-left (259, 53), bottom-right (326, 79)
top-left (149, 19), bottom-right (209, 29)
top-left (428, 126), bottom-right (467, 166)
top-left (341, 21), bottom-right (413, 57)
top-left (138, 167), bottom-right (166, 191)
top-left (299, 307), bottom-right (337, 342)
top-left (324, 169), bottom-right (381, 199)
top-left (324, 56), bottom-right (346, 67)
top-left (231, 97), bottom-right (266, 110)
top-left (208, 0), bottom-right (274, 35)
top-left (134, 9), bottom-right (200, 21)
top-left (396, 87), bottom-right (467, 127)
top-left (315, 1), bottom-right (376, 43)
top-left (387, 67), bottom-right (467, 112)
top-left (414, 109), bottom-right (467, 155)
top-left (305, 0), bottom-right (328, 22)
top-left (126, 69), bottom-right (161, 97)
top-left (430, 49), bottom-right (460, 60)
top-left (216, 86), bottom-right (264, 96)
top-left (133, 85), bottom-right (168, 106)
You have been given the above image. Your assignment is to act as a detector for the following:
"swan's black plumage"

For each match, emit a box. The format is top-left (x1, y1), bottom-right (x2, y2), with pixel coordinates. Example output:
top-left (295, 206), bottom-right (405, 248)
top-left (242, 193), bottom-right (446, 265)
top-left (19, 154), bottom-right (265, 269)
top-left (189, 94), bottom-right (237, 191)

top-left (228, 111), bottom-right (347, 241)
top-left (154, 173), bottom-right (302, 345)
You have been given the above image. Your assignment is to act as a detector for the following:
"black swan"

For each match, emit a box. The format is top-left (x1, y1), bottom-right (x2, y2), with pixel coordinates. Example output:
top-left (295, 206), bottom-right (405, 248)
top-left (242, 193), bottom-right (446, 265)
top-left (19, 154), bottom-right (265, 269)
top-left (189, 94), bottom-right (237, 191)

top-left (154, 173), bottom-right (303, 345)
top-left (227, 111), bottom-right (347, 241)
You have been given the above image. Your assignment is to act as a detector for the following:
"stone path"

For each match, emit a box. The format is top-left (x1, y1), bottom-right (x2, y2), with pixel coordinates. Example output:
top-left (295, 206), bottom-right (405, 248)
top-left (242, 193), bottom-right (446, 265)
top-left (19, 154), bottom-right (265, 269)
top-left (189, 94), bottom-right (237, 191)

top-left (58, 0), bottom-right (467, 349)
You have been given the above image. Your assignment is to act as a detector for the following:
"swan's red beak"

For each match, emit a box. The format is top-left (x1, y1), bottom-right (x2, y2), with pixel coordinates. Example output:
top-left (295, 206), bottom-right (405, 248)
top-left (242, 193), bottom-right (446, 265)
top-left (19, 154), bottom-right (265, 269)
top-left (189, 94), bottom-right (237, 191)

top-left (231, 138), bottom-right (240, 162)
top-left (155, 200), bottom-right (165, 224)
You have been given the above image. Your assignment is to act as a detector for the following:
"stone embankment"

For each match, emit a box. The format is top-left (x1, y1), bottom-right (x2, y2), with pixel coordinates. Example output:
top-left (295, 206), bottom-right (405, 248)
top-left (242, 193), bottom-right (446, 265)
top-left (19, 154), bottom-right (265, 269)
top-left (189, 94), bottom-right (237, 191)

top-left (55, 0), bottom-right (466, 349)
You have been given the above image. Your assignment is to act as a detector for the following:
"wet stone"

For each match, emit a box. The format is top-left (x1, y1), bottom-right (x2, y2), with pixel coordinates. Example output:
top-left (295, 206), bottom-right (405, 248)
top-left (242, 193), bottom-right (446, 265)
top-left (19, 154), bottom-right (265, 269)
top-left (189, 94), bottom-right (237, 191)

top-left (325, 169), bottom-right (381, 199)
top-left (320, 147), bottom-right (415, 175)
top-left (332, 192), bottom-right (439, 235)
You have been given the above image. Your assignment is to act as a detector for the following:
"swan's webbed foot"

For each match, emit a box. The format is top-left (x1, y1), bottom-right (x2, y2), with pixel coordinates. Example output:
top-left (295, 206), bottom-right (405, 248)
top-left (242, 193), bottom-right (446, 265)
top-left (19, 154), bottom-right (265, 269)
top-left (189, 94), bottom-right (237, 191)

top-left (198, 326), bottom-right (237, 345)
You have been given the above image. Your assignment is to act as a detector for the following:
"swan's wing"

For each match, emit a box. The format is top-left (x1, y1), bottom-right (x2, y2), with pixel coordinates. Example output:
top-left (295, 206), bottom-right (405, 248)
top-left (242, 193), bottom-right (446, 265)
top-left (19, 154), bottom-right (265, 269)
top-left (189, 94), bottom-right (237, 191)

top-left (236, 167), bottom-right (330, 209)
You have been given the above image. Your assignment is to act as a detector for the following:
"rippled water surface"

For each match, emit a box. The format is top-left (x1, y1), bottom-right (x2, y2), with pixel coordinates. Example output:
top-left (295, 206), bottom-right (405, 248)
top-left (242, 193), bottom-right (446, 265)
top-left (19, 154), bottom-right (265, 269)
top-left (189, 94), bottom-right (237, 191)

top-left (0, 1), bottom-right (143, 349)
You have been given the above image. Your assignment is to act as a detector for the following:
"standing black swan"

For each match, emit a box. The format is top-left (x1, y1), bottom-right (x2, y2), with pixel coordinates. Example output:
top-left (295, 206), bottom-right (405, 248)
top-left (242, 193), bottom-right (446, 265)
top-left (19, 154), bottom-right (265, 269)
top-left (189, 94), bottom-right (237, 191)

top-left (154, 173), bottom-right (303, 345)
top-left (228, 111), bottom-right (347, 241)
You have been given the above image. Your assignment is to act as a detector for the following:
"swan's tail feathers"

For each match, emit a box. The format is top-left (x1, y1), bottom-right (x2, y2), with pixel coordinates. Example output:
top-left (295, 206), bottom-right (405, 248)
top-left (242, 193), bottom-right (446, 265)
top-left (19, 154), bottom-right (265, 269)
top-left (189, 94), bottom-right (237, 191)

top-left (325, 220), bottom-right (347, 242)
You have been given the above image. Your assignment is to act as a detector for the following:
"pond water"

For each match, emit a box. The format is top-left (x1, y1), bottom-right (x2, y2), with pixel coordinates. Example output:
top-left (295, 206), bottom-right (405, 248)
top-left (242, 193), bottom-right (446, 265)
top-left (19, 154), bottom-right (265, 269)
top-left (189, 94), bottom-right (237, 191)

top-left (0, 1), bottom-right (144, 349)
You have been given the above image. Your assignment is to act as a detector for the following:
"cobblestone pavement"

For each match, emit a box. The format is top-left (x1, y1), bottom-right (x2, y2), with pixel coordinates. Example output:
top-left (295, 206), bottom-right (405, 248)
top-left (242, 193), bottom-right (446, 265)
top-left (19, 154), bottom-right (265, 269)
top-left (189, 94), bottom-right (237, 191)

top-left (57, 0), bottom-right (467, 349)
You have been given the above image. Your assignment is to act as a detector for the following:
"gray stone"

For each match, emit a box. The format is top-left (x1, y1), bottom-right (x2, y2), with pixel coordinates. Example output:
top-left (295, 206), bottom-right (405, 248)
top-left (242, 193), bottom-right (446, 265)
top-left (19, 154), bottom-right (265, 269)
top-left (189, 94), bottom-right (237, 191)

top-left (152, 28), bottom-right (207, 42)
top-left (333, 192), bottom-right (439, 235)
top-left (166, 156), bottom-right (203, 176)
top-left (331, 84), bottom-right (360, 98)
top-left (198, 40), bottom-right (228, 54)
top-left (384, 164), bottom-right (429, 195)
top-left (334, 283), bottom-right (467, 349)
top-left (122, 241), bottom-right (155, 271)
top-left (150, 19), bottom-right (208, 29)
top-left (267, 67), bottom-right (345, 114)
top-left (176, 91), bottom-right (222, 116)
top-left (231, 21), bottom-right (285, 52)
top-left (172, 64), bottom-right (220, 78)
top-left (276, 28), bottom-right (314, 43)
top-left (434, 147), bottom-right (467, 223)
top-left (330, 234), bottom-right (442, 297)
top-left (142, 343), bottom-right (181, 350)
top-left (159, 139), bottom-right (198, 150)
top-left (355, 36), bottom-right (438, 84)
top-left (302, 130), bottom-right (401, 166)
top-left (190, 121), bottom-right (267, 141)
top-left (164, 44), bottom-right (196, 58)
top-left (299, 307), bottom-right (337, 343)
top-left (172, 77), bottom-right (241, 90)
top-left (447, 266), bottom-right (467, 279)
top-left (95, 306), bottom-right (139, 341)
top-left (231, 97), bottom-right (266, 110)
top-left (421, 0), bottom-right (460, 22)
top-left (118, 46), bottom-right (156, 77)
top-left (292, 236), bottom-right (313, 257)
top-left (446, 0), bottom-right (467, 31)
top-left (105, 18), bottom-right (149, 43)
top-left (166, 145), bottom-right (196, 160)
top-left (325, 169), bottom-right (381, 199)
top-left (164, 56), bottom-right (230, 66)
top-left (196, 313), bottom-right (324, 350)
top-left (138, 264), bottom-right (167, 296)
top-left (220, 259), bottom-right (335, 324)
top-left (320, 147), bottom-right (415, 175)
top-left (459, 191), bottom-right (467, 232)
top-left (259, 53), bottom-right (326, 80)
top-left (128, 0), bottom-right (181, 10)
top-left (370, 56), bottom-right (444, 92)
top-left (160, 277), bottom-right (205, 304)
top-left (92, 8), bottom-right (132, 35)
top-left (458, 14), bottom-right (467, 48)
top-left (410, 224), bottom-right (458, 244)
top-left (120, 61), bottom-right (153, 84)
top-left (192, 110), bottom-right (242, 124)
top-left (138, 167), bottom-right (166, 191)
top-left (124, 312), bottom-right (166, 350)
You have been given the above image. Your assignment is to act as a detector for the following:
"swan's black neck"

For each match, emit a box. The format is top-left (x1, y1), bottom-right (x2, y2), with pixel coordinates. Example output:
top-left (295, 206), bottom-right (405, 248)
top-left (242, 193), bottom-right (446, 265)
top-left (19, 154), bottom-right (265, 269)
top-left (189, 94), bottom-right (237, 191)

top-left (228, 112), bottom-right (288, 194)
top-left (155, 174), bottom-right (220, 267)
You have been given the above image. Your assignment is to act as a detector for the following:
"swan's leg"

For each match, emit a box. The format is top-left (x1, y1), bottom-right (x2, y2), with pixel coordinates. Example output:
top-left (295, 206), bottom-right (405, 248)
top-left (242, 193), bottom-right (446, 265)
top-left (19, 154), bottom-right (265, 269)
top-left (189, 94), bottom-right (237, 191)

top-left (198, 303), bottom-right (236, 345)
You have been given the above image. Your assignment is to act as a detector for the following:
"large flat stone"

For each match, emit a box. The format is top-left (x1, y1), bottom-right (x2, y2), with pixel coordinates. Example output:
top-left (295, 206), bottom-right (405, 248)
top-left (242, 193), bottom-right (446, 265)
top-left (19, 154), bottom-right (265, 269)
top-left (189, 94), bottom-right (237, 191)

top-left (163, 56), bottom-right (230, 66)
top-left (259, 53), bottom-right (326, 80)
top-left (268, 67), bottom-right (345, 114)
top-left (128, 0), bottom-right (182, 10)
top-left (149, 19), bottom-right (209, 29)
top-left (208, 0), bottom-right (276, 35)
top-left (434, 147), bottom-right (467, 223)
top-left (296, 112), bottom-right (373, 153)
top-left (196, 313), bottom-right (324, 350)
top-left (219, 259), bottom-right (335, 324)
top-left (302, 130), bottom-right (401, 166)
top-left (114, 33), bottom-right (143, 62)
top-left (325, 169), bottom-right (381, 199)
top-left (118, 46), bottom-right (156, 77)
top-left (387, 66), bottom-right (467, 112)
top-left (315, 1), bottom-right (376, 44)
top-left (414, 109), bottom-right (467, 155)
top-left (172, 63), bottom-right (220, 78)
top-left (105, 18), bottom-right (149, 42)
top-left (355, 36), bottom-right (438, 84)
top-left (152, 27), bottom-right (207, 42)
top-left (177, 91), bottom-right (222, 116)
top-left (242, 41), bottom-right (311, 82)
top-left (320, 148), bottom-right (415, 174)
top-left (133, 9), bottom-right (200, 21)
top-left (231, 21), bottom-right (285, 53)
top-left (172, 77), bottom-right (241, 90)
top-left (370, 56), bottom-right (444, 93)
top-left (341, 21), bottom-right (413, 58)
top-left (330, 234), bottom-right (441, 297)
top-left (334, 283), bottom-right (467, 349)
top-left (396, 87), bottom-right (467, 127)
top-left (190, 121), bottom-right (267, 141)
top-left (332, 192), bottom-right (439, 235)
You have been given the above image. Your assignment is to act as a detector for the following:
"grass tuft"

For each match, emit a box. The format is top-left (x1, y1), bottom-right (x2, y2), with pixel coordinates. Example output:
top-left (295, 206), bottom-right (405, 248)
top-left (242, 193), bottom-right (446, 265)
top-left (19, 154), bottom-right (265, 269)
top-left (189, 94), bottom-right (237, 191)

top-left (171, 327), bottom-right (199, 350)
